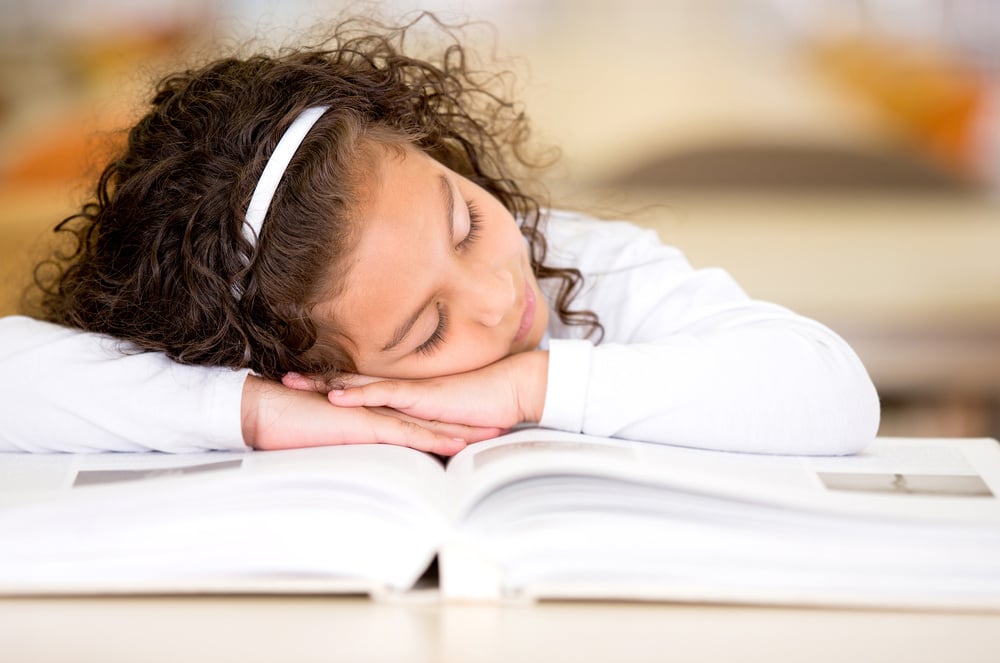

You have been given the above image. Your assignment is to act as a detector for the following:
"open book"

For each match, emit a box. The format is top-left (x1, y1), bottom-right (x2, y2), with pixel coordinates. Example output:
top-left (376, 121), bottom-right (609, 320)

top-left (1, 428), bottom-right (999, 609)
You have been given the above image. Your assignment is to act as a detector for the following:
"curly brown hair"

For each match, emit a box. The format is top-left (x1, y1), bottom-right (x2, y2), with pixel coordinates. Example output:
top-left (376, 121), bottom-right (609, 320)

top-left (34, 14), bottom-right (600, 380)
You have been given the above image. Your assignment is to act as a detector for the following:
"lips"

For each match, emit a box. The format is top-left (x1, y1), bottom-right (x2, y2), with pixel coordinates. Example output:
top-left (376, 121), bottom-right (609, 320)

top-left (513, 278), bottom-right (536, 345)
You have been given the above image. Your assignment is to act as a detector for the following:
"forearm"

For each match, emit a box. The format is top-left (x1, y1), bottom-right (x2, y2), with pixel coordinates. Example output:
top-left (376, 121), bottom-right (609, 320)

top-left (0, 316), bottom-right (249, 453)
top-left (539, 322), bottom-right (880, 455)
top-left (510, 350), bottom-right (549, 423)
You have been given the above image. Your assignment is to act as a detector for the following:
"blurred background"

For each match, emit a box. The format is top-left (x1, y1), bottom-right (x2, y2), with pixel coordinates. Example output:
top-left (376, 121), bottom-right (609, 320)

top-left (1, 0), bottom-right (998, 439)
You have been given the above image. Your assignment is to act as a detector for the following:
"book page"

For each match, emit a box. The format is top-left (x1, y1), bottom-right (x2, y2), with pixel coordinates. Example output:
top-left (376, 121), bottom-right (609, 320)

top-left (0, 444), bottom-right (447, 508)
top-left (445, 429), bottom-right (1000, 524)
top-left (444, 429), bottom-right (643, 518)
top-left (441, 431), bottom-right (1000, 606)
top-left (0, 445), bottom-right (449, 594)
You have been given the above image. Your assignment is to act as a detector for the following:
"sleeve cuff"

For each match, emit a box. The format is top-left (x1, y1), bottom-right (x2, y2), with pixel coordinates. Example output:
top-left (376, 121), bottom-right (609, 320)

top-left (162, 361), bottom-right (252, 452)
top-left (538, 338), bottom-right (593, 433)
top-left (200, 368), bottom-right (254, 451)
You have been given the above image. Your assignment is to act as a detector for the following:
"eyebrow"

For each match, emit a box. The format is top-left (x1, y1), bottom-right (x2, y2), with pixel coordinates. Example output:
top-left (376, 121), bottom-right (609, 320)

top-left (380, 175), bottom-right (454, 353)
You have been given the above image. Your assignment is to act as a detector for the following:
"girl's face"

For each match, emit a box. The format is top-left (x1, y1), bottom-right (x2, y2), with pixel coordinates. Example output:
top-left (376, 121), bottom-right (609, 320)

top-left (315, 143), bottom-right (549, 379)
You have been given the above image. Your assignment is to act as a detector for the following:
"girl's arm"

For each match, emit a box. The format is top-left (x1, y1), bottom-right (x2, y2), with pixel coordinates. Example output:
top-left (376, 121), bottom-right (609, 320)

top-left (536, 214), bottom-right (880, 455)
top-left (0, 316), bottom-right (247, 452)
top-left (0, 316), bottom-right (491, 454)
top-left (539, 311), bottom-right (880, 456)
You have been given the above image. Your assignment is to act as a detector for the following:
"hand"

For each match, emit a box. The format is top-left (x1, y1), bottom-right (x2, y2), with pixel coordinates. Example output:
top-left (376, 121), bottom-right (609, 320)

top-left (241, 376), bottom-right (503, 455)
top-left (284, 351), bottom-right (549, 431)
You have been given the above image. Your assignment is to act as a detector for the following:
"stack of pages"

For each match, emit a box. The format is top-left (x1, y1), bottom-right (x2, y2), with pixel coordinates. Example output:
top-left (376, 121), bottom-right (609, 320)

top-left (1, 428), bottom-right (998, 609)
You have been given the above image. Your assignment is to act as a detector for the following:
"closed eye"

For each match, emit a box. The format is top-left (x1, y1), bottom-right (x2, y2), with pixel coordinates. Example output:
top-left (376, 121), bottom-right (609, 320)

top-left (457, 200), bottom-right (483, 250)
top-left (415, 304), bottom-right (448, 356)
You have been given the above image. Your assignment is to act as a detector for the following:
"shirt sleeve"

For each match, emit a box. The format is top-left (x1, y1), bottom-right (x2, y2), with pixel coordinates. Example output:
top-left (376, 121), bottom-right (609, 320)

top-left (537, 212), bottom-right (880, 456)
top-left (0, 316), bottom-right (250, 453)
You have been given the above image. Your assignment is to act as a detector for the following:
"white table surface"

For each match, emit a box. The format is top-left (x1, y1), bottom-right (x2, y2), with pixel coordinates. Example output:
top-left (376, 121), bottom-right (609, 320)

top-left (2, 595), bottom-right (999, 663)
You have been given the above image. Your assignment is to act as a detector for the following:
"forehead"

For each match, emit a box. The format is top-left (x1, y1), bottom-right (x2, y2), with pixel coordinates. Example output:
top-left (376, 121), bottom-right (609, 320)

top-left (357, 143), bottom-right (442, 223)
top-left (318, 144), bottom-right (448, 350)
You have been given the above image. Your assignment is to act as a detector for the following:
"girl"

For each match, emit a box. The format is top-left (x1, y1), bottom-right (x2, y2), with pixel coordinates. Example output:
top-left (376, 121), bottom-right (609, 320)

top-left (0, 17), bottom-right (879, 455)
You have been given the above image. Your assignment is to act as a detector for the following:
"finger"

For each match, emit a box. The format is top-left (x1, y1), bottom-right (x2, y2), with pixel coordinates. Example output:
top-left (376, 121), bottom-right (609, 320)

top-left (422, 422), bottom-right (503, 443)
top-left (368, 416), bottom-right (467, 456)
top-left (281, 372), bottom-right (332, 393)
top-left (281, 371), bottom-right (383, 393)
top-left (331, 382), bottom-right (453, 424)
top-left (328, 380), bottom-right (413, 409)
top-left (342, 373), bottom-right (389, 388)
top-left (369, 407), bottom-right (503, 443)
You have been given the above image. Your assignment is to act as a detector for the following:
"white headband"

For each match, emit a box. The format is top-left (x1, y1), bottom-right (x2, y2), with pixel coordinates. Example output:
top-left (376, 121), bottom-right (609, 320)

top-left (242, 105), bottom-right (331, 247)
top-left (233, 105), bottom-right (329, 300)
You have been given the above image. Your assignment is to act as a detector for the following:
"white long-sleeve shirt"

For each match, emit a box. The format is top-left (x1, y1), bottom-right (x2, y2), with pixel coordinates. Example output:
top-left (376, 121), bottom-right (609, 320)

top-left (536, 211), bottom-right (879, 454)
top-left (0, 210), bottom-right (879, 454)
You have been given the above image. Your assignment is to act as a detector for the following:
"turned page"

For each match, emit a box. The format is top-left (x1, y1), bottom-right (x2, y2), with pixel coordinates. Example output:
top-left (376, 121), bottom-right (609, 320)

top-left (442, 428), bottom-right (649, 520)
top-left (439, 430), bottom-right (1000, 605)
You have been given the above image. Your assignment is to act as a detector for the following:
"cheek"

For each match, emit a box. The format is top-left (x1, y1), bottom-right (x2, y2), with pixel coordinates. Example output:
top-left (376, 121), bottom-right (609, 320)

top-left (448, 333), bottom-right (510, 369)
top-left (445, 339), bottom-right (511, 375)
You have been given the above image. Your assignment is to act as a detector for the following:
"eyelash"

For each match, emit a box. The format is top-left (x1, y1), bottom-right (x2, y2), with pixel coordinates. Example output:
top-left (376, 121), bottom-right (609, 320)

top-left (416, 199), bottom-right (480, 356)
top-left (457, 200), bottom-right (483, 250)
top-left (415, 305), bottom-right (448, 356)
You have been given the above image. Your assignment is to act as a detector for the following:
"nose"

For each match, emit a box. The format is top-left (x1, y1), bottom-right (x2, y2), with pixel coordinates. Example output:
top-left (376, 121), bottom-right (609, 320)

top-left (457, 264), bottom-right (515, 327)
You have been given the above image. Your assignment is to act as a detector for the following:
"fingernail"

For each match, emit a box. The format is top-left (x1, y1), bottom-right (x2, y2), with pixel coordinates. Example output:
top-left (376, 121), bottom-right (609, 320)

top-left (330, 389), bottom-right (345, 396)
